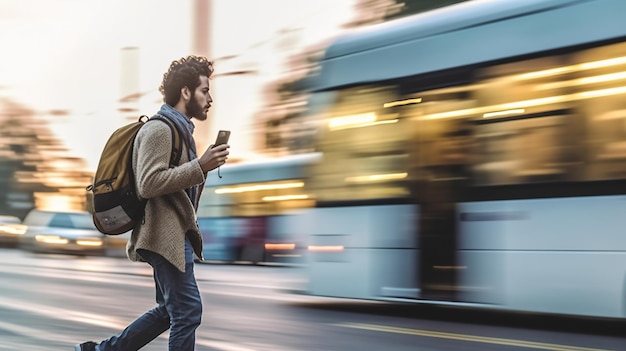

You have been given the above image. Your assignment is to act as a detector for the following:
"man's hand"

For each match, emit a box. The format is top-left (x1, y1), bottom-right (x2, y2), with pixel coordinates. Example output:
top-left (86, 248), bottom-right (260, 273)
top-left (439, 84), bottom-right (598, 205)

top-left (199, 144), bottom-right (230, 173)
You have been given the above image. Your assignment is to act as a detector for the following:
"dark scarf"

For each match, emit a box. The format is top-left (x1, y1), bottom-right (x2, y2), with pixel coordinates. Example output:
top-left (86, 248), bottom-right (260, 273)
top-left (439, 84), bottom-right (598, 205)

top-left (157, 104), bottom-right (199, 209)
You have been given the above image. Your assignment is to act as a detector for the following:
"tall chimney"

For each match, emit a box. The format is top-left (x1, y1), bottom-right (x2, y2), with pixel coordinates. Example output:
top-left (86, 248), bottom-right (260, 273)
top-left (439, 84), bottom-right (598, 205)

top-left (193, 0), bottom-right (212, 152)
top-left (193, 0), bottom-right (210, 56)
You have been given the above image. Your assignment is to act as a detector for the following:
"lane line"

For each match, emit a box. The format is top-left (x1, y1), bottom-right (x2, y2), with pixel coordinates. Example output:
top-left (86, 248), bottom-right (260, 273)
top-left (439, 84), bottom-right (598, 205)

top-left (334, 322), bottom-right (616, 351)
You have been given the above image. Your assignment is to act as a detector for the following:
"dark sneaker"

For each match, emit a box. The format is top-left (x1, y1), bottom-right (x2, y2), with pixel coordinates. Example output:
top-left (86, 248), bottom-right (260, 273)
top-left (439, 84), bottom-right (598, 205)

top-left (74, 341), bottom-right (98, 351)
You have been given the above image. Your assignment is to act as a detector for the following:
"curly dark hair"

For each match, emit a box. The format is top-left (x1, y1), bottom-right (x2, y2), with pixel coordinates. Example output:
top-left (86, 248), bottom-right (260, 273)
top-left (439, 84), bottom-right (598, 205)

top-left (159, 55), bottom-right (214, 106)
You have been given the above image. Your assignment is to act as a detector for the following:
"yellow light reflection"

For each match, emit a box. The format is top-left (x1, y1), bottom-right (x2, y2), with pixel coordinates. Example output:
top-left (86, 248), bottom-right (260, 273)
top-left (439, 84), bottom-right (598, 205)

top-left (417, 85), bottom-right (626, 120)
top-left (330, 118), bottom-right (398, 131)
top-left (77, 239), bottom-right (103, 247)
top-left (345, 172), bottom-right (408, 183)
top-left (535, 71), bottom-right (626, 91)
top-left (483, 109), bottom-right (525, 118)
top-left (516, 66), bottom-right (573, 80)
top-left (262, 194), bottom-right (310, 202)
top-left (514, 55), bottom-right (626, 81)
top-left (329, 113), bottom-right (376, 128)
top-left (580, 72), bottom-right (626, 84)
top-left (581, 56), bottom-right (626, 70)
top-left (578, 85), bottom-right (626, 98)
top-left (383, 98), bottom-right (422, 108)
top-left (35, 235), bottom-right (68, 244)
top-left (308, 245), bottom-right (344, 252)
top-left (37, 195), bottom-right (74, 212)
top-left (215, 182), bottom-right (304, 194)
top-left (328, 112), bottom-right (384, 130)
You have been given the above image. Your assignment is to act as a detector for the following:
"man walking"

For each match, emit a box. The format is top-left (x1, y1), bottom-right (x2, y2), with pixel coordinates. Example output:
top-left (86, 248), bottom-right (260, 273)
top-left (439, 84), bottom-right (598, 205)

top-left (76, 55), bottom-right (230, 351)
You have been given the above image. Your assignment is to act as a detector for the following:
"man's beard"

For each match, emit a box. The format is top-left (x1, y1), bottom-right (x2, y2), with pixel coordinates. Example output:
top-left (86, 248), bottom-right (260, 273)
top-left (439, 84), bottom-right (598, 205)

top-left (186, 98), bottom-right (205, 120)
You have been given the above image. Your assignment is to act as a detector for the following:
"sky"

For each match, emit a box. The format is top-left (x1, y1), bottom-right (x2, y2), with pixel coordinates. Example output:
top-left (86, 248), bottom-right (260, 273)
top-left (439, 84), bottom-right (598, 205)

top-left (0, 0), bottom-right (356, 170)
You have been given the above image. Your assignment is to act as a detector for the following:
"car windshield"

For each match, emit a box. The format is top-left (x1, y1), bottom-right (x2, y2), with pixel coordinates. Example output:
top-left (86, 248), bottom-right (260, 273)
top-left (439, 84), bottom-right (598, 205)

top-left (49, 213), bottom-right (97, 230)
top-left (70, 214), bottom-right (98, 230)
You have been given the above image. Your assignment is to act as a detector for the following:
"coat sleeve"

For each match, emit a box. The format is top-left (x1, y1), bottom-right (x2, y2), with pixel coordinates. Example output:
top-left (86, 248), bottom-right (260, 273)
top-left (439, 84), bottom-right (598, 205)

top-left (133, 121), bottom-right (205, 199)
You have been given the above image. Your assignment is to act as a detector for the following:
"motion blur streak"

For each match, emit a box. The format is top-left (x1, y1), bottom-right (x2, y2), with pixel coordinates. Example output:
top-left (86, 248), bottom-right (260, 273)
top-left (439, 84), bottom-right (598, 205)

top-left (0, 283), bottom-right (289, 351)
top-left (262, 194), bottom-right (310, 201)
top-left (0, 320), bottom-right (79, 345)
top-left (215, 182), bottom-right (304, 194)
top-left (307, 245), bottom-right (344, 252)
top-left (335, 323), bottom-right (613, 351)
top-left (265, 243), bottom-right (296, 250)
top-left (0, 295), bottom-right (124, 330)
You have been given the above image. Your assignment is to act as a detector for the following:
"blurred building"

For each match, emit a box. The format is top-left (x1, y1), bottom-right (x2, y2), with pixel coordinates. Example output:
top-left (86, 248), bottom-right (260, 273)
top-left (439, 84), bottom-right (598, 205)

top-left (0, 99), bottom-right (92, 218)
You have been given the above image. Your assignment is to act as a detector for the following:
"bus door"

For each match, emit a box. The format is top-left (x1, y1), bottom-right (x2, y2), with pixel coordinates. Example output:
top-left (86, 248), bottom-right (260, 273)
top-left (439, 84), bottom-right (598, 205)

top-left (414, 117), bottom-right (471, 301)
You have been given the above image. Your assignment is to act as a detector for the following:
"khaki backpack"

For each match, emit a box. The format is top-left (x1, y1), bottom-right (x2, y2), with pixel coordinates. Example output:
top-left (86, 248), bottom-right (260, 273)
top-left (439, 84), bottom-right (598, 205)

top-left (86, 115), bottom-right (182, 235)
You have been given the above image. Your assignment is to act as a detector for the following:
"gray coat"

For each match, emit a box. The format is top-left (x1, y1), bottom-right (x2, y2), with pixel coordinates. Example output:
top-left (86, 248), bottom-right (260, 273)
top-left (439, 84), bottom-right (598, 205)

top-left (128, 120), bottom-right (206, 272)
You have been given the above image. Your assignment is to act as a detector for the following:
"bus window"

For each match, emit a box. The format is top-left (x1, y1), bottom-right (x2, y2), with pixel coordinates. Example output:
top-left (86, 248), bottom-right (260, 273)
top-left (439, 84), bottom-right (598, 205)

top-left (309, 85), bottom-right (415, 203)
top-left (473, 113), bottom-right (574, 185)
top-left (469, 56), bottom-right (583, 185)
top-left (586, 100), bottom-right (626, 180)
top-left (469, 41), bottom-right (626, 184)
top-left (575, 42), bottom-right (626, 180)
top-left (199, 180), bottom-right (314, 218)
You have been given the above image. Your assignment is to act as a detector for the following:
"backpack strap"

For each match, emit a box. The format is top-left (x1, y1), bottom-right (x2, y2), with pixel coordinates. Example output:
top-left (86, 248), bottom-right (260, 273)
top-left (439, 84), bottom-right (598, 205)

top-left (149, 115), bottom-right (185, 167)
top-left (125, 115), bottom-right (186, 224)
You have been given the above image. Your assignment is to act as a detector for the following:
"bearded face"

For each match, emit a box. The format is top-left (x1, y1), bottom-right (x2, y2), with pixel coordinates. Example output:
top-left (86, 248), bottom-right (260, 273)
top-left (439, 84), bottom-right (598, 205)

top-left (186, 94), bottom-right (205, 120)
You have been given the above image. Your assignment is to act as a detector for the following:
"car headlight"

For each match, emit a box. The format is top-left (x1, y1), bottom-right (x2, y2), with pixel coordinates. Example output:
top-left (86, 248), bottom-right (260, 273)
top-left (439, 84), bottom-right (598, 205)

top-left (0, 224), bottom-right (26, 235)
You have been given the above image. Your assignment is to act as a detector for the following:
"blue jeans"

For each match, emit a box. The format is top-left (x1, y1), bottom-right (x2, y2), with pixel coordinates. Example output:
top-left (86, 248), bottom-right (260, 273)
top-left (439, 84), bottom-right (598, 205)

top-left (97, 238), bottom-right (202, 351)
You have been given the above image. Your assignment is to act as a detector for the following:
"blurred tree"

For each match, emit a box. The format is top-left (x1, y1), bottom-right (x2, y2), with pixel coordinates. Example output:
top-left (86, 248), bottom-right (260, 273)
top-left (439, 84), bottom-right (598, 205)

top-left (260, 0), bottom-right (469, 154)
top-left (0, 99), bottom-right (91, 219)
top-left (257, 47), bottom-right (323, 155)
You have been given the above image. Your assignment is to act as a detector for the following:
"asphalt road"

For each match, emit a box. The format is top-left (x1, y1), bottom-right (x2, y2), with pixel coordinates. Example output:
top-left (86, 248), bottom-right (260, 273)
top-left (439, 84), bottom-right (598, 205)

top-left (0, 248), bottom-right (624, 351)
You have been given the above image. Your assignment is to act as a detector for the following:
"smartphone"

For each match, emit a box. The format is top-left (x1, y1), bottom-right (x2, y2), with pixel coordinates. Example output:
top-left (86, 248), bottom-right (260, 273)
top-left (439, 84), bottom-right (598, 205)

top-left (212, 130), bottom-right (231, 148)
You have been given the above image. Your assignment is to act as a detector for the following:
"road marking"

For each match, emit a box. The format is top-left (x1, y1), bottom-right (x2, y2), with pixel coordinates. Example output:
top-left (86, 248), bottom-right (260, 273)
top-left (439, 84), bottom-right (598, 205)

top-left (334, 322), bottom-right (616, 351)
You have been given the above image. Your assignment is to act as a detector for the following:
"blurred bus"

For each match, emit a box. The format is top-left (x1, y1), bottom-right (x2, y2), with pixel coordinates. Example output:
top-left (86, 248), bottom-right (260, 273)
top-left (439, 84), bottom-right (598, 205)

top-left (302, 0), bottom-right (626, 320)
top-left (197, 153), bottom-right (320, 265)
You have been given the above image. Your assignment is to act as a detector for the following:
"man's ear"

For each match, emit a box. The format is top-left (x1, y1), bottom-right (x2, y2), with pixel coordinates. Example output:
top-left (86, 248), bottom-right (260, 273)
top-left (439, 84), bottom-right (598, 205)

top-left (181, 86), bottom-right (191, 102)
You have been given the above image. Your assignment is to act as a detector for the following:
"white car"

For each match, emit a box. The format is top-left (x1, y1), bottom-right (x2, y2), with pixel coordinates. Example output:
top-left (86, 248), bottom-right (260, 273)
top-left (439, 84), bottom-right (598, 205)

top-left (19, 209), bottom-right (106, 256)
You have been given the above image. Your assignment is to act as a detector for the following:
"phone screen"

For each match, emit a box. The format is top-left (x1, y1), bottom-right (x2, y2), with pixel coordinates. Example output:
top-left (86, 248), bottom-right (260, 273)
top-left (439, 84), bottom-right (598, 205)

top-left (213, 130), bottom-right (231, 148)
